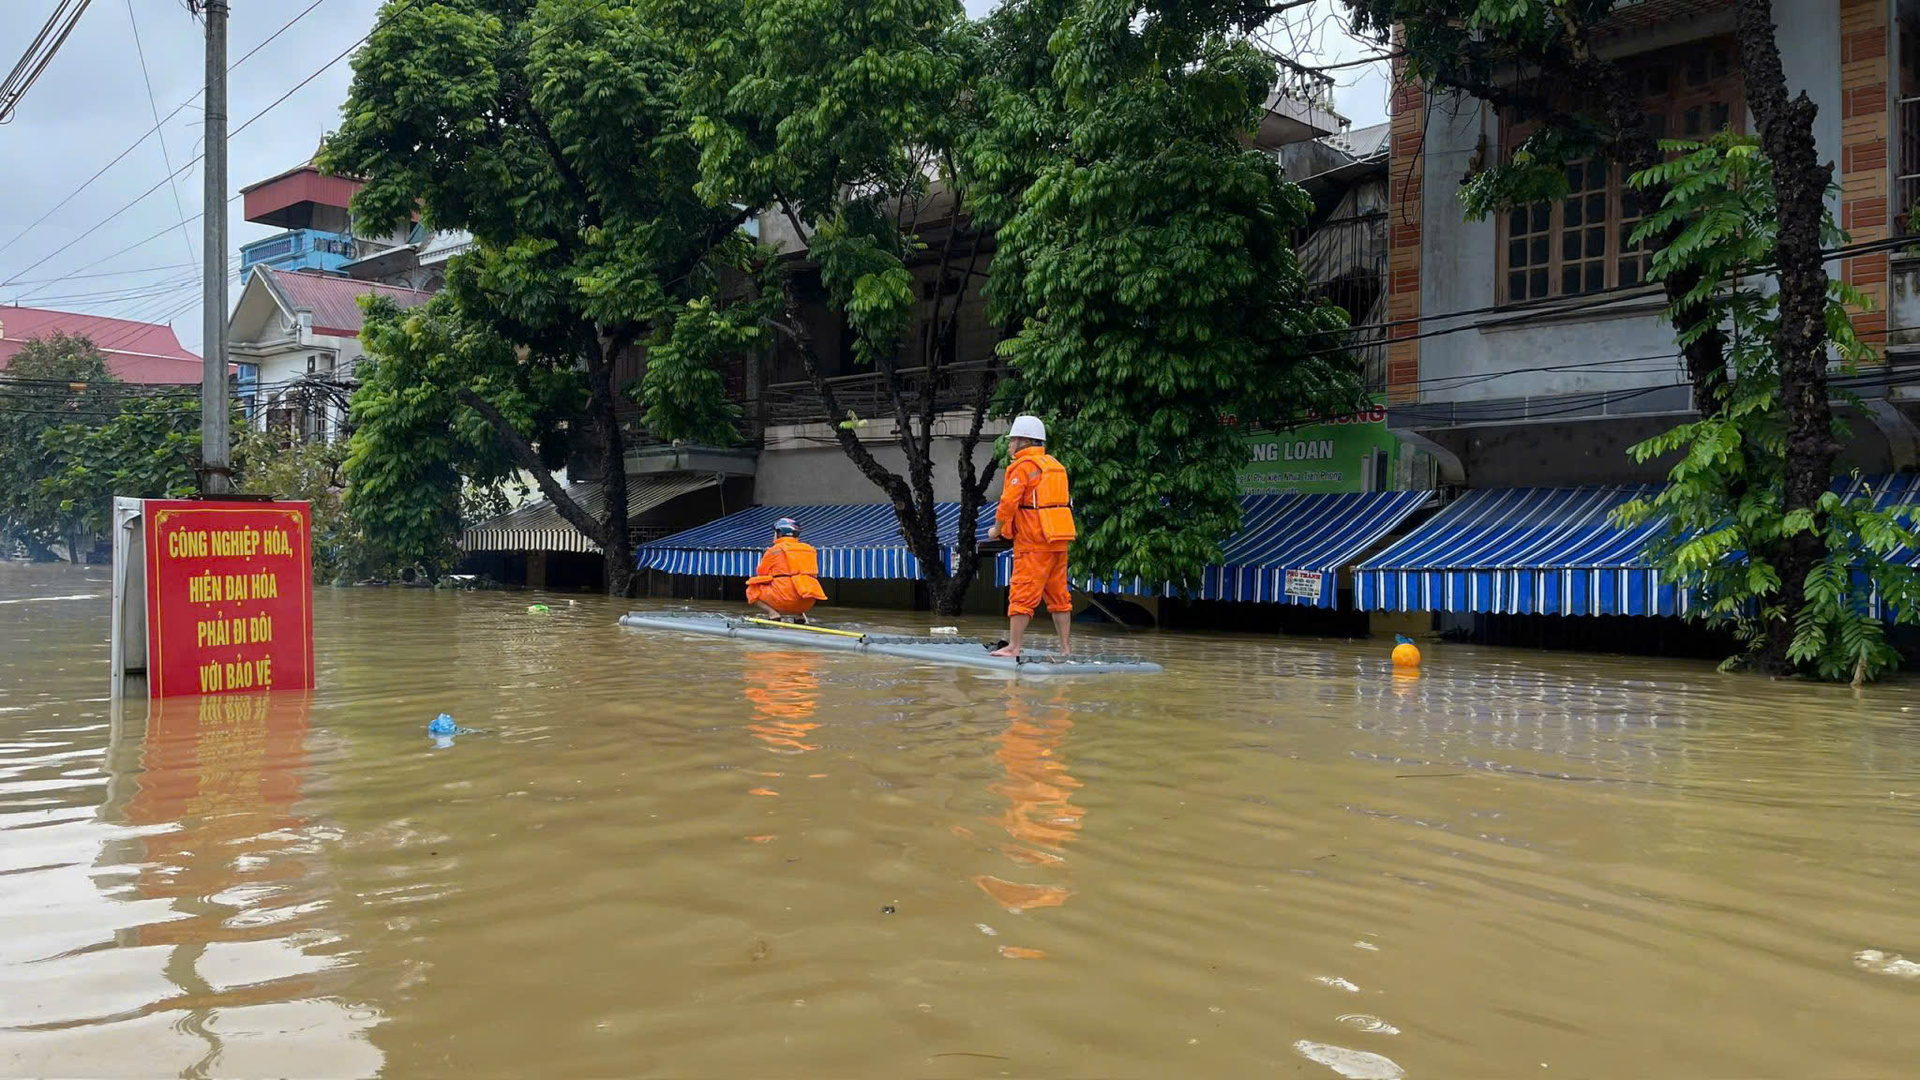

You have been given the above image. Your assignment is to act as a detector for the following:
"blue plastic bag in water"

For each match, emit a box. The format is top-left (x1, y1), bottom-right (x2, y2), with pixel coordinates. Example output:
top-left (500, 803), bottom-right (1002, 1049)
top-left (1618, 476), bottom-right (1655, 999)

top-left (428, 713), bottom-right (458, 736)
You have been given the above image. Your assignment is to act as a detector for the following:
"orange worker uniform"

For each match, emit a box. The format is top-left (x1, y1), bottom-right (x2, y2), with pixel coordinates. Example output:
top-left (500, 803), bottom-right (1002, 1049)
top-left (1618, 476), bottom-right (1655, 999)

top-left (997, 445), bottom-right (1076, 618)
top-left (746, 536), bottom-right (828, 616)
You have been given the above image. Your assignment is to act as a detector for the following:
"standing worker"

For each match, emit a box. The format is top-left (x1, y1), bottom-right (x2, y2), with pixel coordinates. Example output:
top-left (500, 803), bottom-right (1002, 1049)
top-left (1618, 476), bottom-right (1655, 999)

top-left (988, 416), bottom-right (1076, 657)
top-left (746, 517), bottom-right (827, 623)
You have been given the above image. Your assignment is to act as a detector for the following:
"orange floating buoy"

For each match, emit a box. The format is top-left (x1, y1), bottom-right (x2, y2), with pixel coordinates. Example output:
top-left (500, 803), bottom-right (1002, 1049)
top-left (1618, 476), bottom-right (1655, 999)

top-left (1391, 635), bottom-right (1421, 669)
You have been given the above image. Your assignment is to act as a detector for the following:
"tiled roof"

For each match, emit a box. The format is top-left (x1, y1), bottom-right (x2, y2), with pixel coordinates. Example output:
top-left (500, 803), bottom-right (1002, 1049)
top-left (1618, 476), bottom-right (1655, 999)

top-left (0, 305), bottom-right (203, 384)
top-left (258, 266), bottom-right (434, 337)
top-left (1595, 0), bottom-right (1733, 38)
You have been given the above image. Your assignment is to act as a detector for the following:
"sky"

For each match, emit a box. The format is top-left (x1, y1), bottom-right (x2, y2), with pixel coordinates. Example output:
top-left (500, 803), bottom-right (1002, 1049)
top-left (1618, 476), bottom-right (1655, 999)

top-left (0, 0), bottom-right (1386, 355)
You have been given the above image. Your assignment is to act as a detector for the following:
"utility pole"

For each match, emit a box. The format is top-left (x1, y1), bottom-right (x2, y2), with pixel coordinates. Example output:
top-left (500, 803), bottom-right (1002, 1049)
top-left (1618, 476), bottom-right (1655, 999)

top-left (197, 0), bottom-right (230, 494)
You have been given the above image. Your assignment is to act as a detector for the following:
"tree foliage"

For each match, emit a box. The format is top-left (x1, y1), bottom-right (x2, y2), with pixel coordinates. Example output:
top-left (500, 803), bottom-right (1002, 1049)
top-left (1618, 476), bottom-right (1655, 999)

top-left (324, 0), bottom-right (760, 594)
top-left (644, 0), bottom-right (1003, 613)
top-left (37, 393), bottom-right (201, 544)
top-left (344, 295), bottom-right (546, 580)
top-left (1613, 134), bottom-right (1920, 682)
top-left (328, 0), bottom-right (1367, 606)
top-left (0, 334), bottom-right (199, 558)
top-left (969, 0), bottom-right (1364, 585)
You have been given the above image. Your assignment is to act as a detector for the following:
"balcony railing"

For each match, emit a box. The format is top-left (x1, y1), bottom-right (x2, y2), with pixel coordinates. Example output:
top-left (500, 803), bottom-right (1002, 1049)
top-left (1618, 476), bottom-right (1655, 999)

top-left (758, 361), bottom-right (997, 430)
top-left (239, 229), bottom-right (359, 273)
top-left (1273, 57), bottom-right (1337, 112)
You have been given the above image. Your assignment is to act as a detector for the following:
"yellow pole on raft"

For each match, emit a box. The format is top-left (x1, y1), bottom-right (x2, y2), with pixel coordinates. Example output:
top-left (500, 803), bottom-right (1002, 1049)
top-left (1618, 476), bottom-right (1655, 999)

top-left (741, 617), bottom-right (866, 639)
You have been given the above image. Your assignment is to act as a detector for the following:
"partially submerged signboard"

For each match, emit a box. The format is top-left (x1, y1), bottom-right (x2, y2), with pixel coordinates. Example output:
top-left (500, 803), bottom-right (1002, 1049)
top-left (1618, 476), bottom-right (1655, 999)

top-left (111, 498), bottom-right (313, 698)
top-left (1238, 398), bottom-right (1397, 494)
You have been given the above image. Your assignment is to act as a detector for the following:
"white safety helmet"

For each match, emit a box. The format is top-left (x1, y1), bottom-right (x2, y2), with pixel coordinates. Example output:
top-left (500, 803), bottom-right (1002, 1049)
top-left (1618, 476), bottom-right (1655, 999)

top-left (1008, 415), bottom-right (1047, 442)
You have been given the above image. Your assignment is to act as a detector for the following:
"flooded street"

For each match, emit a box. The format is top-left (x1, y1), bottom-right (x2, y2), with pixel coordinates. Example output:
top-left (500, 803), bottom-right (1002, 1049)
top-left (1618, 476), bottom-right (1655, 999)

top-left (4, 561), bottom-right (1920, 1077)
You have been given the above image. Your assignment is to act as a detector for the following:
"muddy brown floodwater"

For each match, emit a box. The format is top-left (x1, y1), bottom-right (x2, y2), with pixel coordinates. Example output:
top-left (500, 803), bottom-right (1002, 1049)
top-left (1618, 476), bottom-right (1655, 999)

top-left (4, 560), bottom-right (1920, 1078)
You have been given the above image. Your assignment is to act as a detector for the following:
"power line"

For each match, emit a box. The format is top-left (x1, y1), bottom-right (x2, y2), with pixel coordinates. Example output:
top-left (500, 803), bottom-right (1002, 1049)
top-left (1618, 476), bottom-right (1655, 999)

top-left (0, 0), bottom-right (96, 124)
top-left (0, 262), bottom-right (197, 285)
top-left (0, 0), bottom-right (337, 262)
top-left (1280, 231), bottom-right (1920, 369)
top-left (3, 275), bottom-right (200, 307)
top-left (11, 219), bottom-right (229, 303)
top-left (3, 0), bottom-right (624, 298)
top-left (124, 0), bottom-right (198, 269)
top-left (3, 0), bottom-right (433, 289)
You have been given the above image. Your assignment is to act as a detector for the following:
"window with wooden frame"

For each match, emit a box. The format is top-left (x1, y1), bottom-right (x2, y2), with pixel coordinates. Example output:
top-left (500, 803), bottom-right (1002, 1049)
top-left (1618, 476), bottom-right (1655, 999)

top-left (1500, 37), bottom-right (1745, 305)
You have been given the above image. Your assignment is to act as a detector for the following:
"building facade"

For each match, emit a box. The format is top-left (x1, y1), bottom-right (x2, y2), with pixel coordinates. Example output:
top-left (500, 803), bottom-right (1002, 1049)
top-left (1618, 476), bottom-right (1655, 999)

top-left (227, 266), bottom-right (432, 443)
top-left (238, 161), bottom-right (410, 277)
top-left (1386, 0), bottom-right (1920, 488)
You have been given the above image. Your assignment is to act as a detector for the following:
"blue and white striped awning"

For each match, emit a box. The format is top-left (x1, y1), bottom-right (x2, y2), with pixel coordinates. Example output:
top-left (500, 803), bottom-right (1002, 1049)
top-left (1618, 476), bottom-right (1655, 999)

top-left (993, 491), bottom-right (1433, 607)
top-left (461, 473), bottom-right (721, 555)
top-left (1356, 485), bottom-right (1685, 616)
top-left (1840, 473), bottom-right (1920, 618)
top-left (637, 503), bottom-right (991, 580)
top-left (1359, 477), bottom-right (1920, 617)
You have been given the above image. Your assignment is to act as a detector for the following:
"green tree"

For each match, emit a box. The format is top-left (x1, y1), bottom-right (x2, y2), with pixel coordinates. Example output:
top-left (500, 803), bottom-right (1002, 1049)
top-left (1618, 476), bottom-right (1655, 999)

top-left (967, 0), bottom-right (1364, 586)
top-left (1615, 135), bottom-right (1920, 682)
top-left (35, 391), bottom-right (202, 559)
top-left (2, 334), bottom-right (205, 560)
top-left (344, 295), bottom-right (538, 581)
top-left (644, 0), bottom-right (1000, 612)
top-left (234, 429), bottom-right (368, 584)
top-left (1, 334), bottom-right (118, 555)
top-left (324, 0), bottom-right (759, 595)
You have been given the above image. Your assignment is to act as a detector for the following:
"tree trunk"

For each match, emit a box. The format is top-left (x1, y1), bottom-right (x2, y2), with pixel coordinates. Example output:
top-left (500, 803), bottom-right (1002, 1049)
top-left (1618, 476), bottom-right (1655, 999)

top-left (455, 377), bottom-right (634, 596)
top-left (771, 286), bottom-right (957, 599)
top-left (606, 534), bottom-right (635, 597)
top-left (928, 571), bottom-right (970, 616)
top-left (1734, 0), bottom-right (1838, 673)
top-left (588, 334), bottom-right (633, 598)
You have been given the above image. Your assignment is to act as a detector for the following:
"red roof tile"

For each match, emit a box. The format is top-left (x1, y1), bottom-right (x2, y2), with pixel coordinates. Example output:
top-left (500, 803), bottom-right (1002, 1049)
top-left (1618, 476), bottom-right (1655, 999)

top-left (0, 305), bottom-right (204, 385)
top-left (259, 267), bottom-right (434, 337)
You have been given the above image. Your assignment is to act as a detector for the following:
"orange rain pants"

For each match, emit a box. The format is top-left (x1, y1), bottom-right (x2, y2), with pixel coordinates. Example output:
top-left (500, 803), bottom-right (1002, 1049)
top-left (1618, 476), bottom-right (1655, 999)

top-left (1007, 546), bottom-right (1071, 618)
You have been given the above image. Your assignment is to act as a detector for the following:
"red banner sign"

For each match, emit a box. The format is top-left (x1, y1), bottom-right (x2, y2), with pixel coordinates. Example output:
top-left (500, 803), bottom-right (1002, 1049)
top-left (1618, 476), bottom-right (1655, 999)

top-left (142, 500), bottom-right (314, 698)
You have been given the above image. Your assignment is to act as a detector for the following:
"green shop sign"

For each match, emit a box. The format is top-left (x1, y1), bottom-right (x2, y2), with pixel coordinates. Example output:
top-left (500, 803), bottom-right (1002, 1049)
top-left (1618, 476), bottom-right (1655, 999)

top-left (1237, 398), bottom-right (1397, 494)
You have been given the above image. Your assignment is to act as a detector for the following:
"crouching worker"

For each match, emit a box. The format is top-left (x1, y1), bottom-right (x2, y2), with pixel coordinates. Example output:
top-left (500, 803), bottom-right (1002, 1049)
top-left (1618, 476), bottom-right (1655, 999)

top-left (746, 517), bottom-right (827, 622)
top-left (987, 415), bottom-right (1075, 657)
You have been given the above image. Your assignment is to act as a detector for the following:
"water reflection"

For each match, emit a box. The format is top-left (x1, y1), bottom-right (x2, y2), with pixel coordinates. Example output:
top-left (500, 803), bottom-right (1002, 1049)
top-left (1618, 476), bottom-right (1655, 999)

top-left (9, 564), bottom-right (1920, 1076)
top-left (95, 692), bottom-right (379, 1077)
top-left (744, 651), bottom-right (821, 756)
top-left (974, 688), bottom-right (1081, 930)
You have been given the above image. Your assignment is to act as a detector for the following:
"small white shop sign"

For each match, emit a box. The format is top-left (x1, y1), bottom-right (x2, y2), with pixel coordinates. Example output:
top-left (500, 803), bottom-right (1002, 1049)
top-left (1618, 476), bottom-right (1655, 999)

top-left (1284, 569), bottom-right (1324, 599)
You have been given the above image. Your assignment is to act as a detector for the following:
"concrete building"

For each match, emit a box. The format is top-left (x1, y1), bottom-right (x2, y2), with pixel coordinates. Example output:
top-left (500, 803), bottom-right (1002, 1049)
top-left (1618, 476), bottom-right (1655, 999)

top-left (226, 266), bottom-right (432, 442)
top-left (341, 226), bottom-right (475, 292)
top-left (1385, 0), bottom-right (1920, 487)
top-left (239, 161), bottom-right (397, 277)
top-left (228, 156), bottom-right (462, 443)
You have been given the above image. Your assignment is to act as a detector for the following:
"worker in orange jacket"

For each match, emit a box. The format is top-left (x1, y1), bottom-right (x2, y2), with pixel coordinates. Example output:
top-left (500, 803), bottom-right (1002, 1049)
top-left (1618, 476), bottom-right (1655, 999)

top-left (746, 517), bottom-right (828, 622)
top-left (988, 415), bottom-right (1075, 657)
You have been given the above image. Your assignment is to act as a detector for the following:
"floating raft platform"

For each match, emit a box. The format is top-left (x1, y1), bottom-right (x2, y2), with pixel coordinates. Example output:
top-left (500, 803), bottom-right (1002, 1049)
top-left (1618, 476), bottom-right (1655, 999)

top-left (619, 611), bottom-right (1163, 677)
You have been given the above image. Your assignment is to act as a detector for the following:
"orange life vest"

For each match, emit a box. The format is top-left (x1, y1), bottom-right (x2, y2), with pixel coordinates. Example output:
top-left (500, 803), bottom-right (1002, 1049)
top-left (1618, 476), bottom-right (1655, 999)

top-left (1019, 452), bottom-right (1076, 543)
top-left (758, 538), bottom-right (828, 600)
